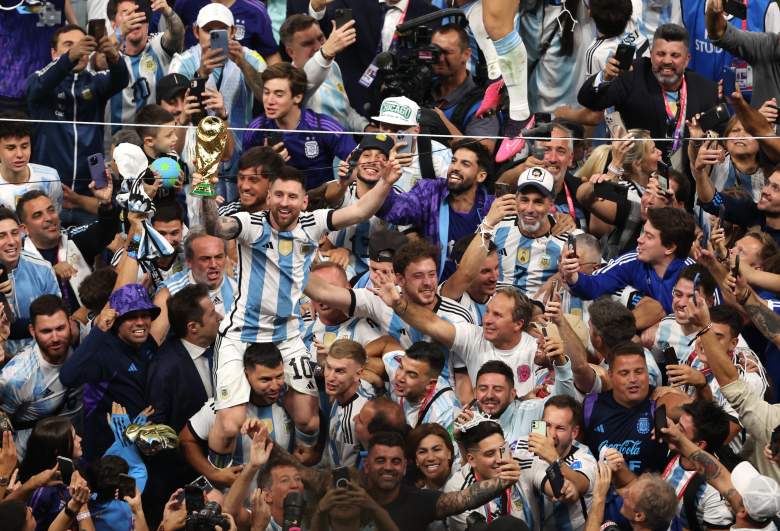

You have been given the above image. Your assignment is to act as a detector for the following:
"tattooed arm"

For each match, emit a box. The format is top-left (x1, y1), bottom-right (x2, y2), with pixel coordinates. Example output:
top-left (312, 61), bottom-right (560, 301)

top-left (743, 289), bottom-right (780, 348)
top-left (435, 477), bottom-right (510, 519)
top-left (201, 195), bottom-right (240, 240)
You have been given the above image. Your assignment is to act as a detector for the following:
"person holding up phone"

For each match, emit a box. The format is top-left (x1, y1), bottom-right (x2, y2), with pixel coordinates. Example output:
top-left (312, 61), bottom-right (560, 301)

top-left (520, 396), bottom-right (598, 530)
top-left (106, 0), bottom-right (185, 133)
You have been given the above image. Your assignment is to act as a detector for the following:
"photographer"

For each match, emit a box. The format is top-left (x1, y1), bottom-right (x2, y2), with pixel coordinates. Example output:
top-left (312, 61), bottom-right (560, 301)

top-left (430, 24), bottom-right (499, 153)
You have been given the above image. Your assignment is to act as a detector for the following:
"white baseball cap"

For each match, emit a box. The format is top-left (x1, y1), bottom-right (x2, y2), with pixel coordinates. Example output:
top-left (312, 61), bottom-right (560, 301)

top-left (371, 96), bottom-right (420, 127)
top-left (732, 461), bottom-right (780, 521)
top-left (517, 166), bottom-right (554, 197)
top-left (196, 3), bottom-right (234, 28)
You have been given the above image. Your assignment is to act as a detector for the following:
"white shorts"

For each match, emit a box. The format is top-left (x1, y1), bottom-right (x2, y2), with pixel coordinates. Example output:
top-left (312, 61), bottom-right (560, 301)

top-left (213, 334), bottom-right (317, 410)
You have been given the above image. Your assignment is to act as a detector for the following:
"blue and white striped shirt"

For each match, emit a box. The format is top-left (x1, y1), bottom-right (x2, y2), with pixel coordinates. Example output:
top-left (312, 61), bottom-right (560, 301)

top-left (162, 270), bottom-right (236, 318)
top-left (0, 163), bottom-right (63, 213)
top-left (221, 210), bottom-right (333, 343)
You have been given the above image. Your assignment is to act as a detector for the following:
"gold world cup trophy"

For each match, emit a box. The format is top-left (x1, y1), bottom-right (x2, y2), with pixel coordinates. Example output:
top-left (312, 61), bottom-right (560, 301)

top-left (190, 116), bottom-right (228, 197)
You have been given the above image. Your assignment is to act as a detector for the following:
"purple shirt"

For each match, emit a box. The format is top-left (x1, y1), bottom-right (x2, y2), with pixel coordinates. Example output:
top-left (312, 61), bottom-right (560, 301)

top-left (0, 0), bottom-right (66, 100)
top-left (173, 0), bottom-right (278, 58)
top-left (243, 108), bottom-right (357, 190)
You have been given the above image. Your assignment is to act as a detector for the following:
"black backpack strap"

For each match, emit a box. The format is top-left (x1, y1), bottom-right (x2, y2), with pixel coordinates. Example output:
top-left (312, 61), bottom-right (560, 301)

top-left (417, 133), bottom-right (436, 180)
top-left (682, 473), bottom-right (706, 531)
top-left (416, 387), bottom-right (453, 427)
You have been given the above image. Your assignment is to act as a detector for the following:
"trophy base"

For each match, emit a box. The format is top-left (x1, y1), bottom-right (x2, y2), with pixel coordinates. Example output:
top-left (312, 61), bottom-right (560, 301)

top-left (190, 181), bottom-right (216, 197)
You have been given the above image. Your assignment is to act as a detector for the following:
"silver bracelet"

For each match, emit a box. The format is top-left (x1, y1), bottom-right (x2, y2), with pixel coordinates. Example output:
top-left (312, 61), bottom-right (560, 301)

top-left (77, 511), bottom-right (92, 522)
top-left (607, 164), bottom-right (625, 176)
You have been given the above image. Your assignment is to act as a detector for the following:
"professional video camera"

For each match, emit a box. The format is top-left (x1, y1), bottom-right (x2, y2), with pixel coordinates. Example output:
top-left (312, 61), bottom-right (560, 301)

top-left (373, 8), bottom-right (468, 109)
top-left (185, 501), bottom-right (230, 531)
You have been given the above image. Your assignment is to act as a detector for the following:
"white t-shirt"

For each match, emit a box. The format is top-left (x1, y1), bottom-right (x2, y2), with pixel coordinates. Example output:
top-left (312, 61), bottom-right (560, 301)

top-left (452, 324), bottom-right (539, 397)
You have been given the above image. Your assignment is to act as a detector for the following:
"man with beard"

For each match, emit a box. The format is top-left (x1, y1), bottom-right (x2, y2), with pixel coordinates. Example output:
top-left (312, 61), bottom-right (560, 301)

top-left (323, 134), bottom-right (400, 280)
top-left (106, 0), bottom-right (185, 132)
top-left (380, 341), bottom-right (460, 433)
top-left (0, 295), bottom-right (79, 456)
top-left (375, 139), bottom-right (494, 280)
top-left (493, 166), bottom-right (580, 299)
top-left (305, 239), bottom-right (475, 389)
top-left (578, 23), bottom-right (718, 160)
top-left (17, 188), bottom-right (119, 314)
top-left (200, 161), bottom-right (401, 469)
top-left (218, 147), bottom-right (284, 216)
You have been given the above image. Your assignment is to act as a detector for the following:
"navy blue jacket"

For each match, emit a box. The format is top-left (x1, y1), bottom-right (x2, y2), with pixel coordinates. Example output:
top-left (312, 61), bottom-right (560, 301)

top-left (26, 54), bottom-right (129, 193)
top-left (146, 337), bottom-right (209, 433)
top-left (60, 326), bottom-right (156, 459)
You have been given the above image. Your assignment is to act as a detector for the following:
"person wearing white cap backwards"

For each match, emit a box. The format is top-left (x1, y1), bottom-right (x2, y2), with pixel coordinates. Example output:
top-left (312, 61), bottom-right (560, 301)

top-left (487, 166), bottom-right (580, 302)
top-left (372, 95), bottom-right (452, 192)
top-left (169, 3), bottom-right (265, 133)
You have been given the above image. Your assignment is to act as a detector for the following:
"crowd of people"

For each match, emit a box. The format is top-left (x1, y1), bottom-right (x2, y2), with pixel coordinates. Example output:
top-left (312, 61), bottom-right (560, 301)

top-left (1, 0), bottom-right (780, 529)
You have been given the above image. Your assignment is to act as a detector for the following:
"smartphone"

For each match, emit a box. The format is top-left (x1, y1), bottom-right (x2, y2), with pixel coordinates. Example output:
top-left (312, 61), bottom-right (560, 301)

top-left (0, 267), bottom-right (8, 285)
top-left (692, 272), bottom-right (701, 305)
top-left (663, 346), bottom-right (678, 366)
top-left (699, 103), bottom-right (730, 133)
top-left (267, 131), bottom-right (284, 147)
top-left (531, 420), bottom-right (547, 436)
top-left (210, 29), bottom-right (229, 59)
top-left (567, 233), bottom-right (578, 257)
top-left (118, 473), bottom-right (136, 499)
top-left (721, 67), bottom-right (737, 99)
top-left (718, 204), bottom-right (726, 227)
top-left (87, 19), bottom-right (107, 42)
top-left (654, 405), bottom-right (667, 443)
top-left (188, 475), bottom-right (214, 494)
top-left (533, 112), bottom-right (553, 124)
top-left (614, 43), bottom-right (636, 70)
top-left (189, 77), bottom-right (207, 105)
top-left (656, 161), bottom-right (670, 194)
top-left (546, 462), bottom-right (564, 498)
top-left (732, 255), bottom-right (741, 277)
top-left (395, 132), bottom-right (413, 154)
top-left (531, 142), bottom-right (546, 160)
top-left (333, 466), bottom-right (350, 489)
top-left (184, 484), bottom-right (205, 514)
top-left (725, 0), bottom-right (747, 18)
top-left (57, 456), bottom-right (74, 485)
top-left (494, 182), bottom-right (513, 196)
top-left (541, 326), bottom-right (549, 339)
top-left (334, 8), bottom-right (353, 28)
top-left (551, 279), bottom-right (559, 299)
top-left (604, 110), bottom-right (626, 139)
top-left (88, 152), bottom-right (108, 190)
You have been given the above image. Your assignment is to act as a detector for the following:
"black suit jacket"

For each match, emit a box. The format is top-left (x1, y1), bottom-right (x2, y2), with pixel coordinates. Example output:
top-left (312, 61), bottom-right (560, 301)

top-left (146, 337), bottom-right (209, 433)
top-left (578, 57), bottom-right (718, 155)
top-left (288, 0), bottom-right (440, 116)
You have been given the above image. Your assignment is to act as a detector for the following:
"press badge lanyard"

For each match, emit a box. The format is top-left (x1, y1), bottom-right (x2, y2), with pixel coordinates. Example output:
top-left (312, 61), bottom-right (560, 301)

top-left (662, 77), bottom-right (687, 154)
top-left (359, 1), bottom-right (410, 88)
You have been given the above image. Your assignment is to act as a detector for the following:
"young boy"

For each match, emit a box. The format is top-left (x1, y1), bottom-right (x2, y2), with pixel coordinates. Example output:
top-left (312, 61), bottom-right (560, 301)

top-left (0, 111), bottom-right (63, 212)
top-left (134, 104), bottom-right (186, 208)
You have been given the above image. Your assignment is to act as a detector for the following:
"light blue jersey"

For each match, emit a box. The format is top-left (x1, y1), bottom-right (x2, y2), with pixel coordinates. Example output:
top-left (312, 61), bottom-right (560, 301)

top-left (304, 58), bottom-right (368, 133)
top-left (637, 0), bottom-right (682, 39)
top-left (162, 270), bottom-right (236, 318)
top-left (0, 343), bottom-right (80, 457)
top-left (382, 351), bottom-right (460, 435)
top-left (169, 44), bottom-right (266, 142)
top-left (109, 34), bottom-right (173, 133)
top-left (351, 288), bottom-right (474, 385)
top-left (0, 163), bottom-right (63, 213)
top-left (7, 250), bottom-right (61, 356)
top-left (651, 315), bottom-right (697, 366)
top-left (221, 210), bottom-right (333, 343)
top-left (494, 215), bottom-right (575, 300)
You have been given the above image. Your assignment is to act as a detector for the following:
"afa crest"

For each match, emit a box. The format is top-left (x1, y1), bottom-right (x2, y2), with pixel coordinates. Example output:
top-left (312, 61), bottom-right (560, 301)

top-left (278, 239), bottom-right (293, 256)
top-left (637, 416), bottom-right (651, 435)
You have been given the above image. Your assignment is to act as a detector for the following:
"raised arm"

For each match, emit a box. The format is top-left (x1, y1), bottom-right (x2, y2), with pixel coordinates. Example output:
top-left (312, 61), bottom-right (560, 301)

top-left (303, 273), bottom-right (354, 314)
top-left (441, 195), bottom-right (515, 301)
top-left (199, 175), bottom-right (241, 239)
top-left (154, 0), bottom-right (185, 54)
top-left (330, 158), bottom-right (402, 230)
top-left (434, 459), bottom-right (521, 519)
top-left (372, 271), bottom-right (457, 349)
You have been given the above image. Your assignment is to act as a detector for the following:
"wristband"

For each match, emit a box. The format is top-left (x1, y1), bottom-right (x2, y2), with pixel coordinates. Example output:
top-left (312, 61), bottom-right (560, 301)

top-left (77, 511), bottom-right (92, 522)
top-left (320, 48), bottom-right (335, 61)
top-left (607, 164), bottom-right (624, 176)
top-left (64, 506), bottom-right (78, 519)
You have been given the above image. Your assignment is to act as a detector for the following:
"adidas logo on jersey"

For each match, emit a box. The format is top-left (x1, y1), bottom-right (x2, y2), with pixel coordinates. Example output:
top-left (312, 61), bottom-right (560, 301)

top-left (128, 363), bottom-right (139, 373)
top-left (264, 242), bottom-right (274, 249)
top-left (594, 424), bottom-right (605, 433)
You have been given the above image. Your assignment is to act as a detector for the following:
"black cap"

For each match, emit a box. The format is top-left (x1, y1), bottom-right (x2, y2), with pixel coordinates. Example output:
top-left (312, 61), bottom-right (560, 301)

top-left (156, 73), bottom-right (189, 103)
top-left (369, 229), bottom-right (408, 263)
top-left (358, 133), bottom-right (394, 156)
